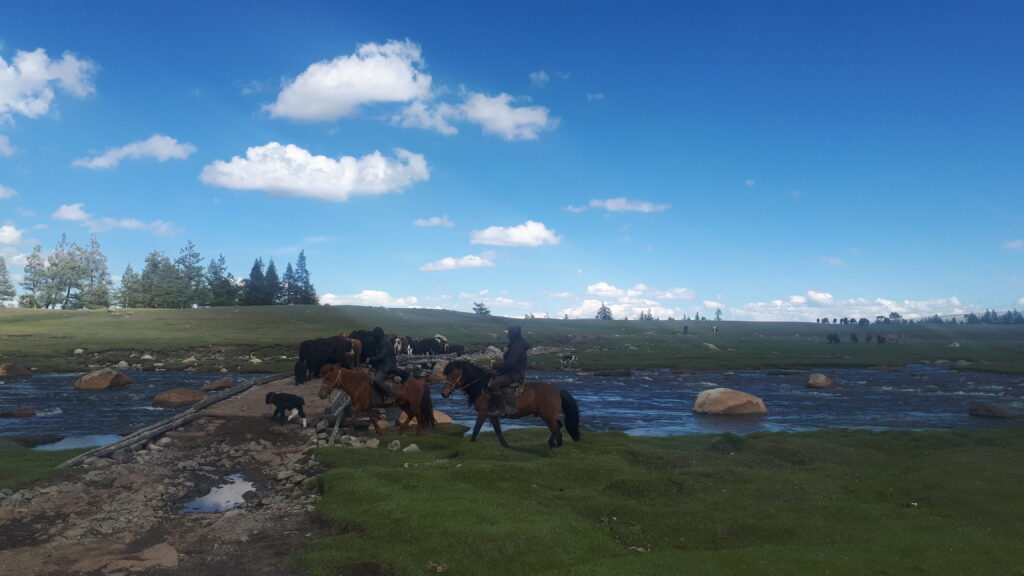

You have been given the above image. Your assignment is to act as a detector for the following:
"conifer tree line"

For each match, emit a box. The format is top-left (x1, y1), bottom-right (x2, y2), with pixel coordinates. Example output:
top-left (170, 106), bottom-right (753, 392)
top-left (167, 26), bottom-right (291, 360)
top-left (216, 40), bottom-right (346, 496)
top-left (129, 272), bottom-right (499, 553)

top-left (4, 235), bottom-right (317, 309)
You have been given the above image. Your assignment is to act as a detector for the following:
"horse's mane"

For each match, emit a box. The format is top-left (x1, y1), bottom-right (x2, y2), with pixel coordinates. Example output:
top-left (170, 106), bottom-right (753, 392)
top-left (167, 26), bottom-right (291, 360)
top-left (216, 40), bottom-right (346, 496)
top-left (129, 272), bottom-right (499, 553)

top-left (444, 360), bottom-right (489, 406)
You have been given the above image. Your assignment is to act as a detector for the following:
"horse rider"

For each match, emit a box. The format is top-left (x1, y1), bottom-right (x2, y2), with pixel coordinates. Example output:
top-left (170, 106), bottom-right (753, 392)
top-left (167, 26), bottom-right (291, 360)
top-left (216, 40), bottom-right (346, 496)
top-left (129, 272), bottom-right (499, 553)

top-left (369, 326), bottom-right (399, 404)
top-left (488, 325), bottom-right (531, 418)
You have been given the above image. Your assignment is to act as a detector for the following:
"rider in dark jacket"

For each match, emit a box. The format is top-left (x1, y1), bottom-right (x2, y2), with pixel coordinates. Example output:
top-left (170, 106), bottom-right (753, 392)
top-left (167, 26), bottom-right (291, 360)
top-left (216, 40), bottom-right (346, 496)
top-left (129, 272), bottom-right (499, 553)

top-left (369, 327), bottom-right (398, 403)
top-left (488, 326), bottom-right (530, 417)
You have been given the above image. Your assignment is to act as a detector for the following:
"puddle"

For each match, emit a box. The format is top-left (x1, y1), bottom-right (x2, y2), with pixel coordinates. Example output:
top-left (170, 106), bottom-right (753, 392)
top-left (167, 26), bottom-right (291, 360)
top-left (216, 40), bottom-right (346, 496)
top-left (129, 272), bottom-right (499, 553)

top-left (33, 434), bottom-right (123, 451)
top-left (181, 474), bottom-right (255, 513)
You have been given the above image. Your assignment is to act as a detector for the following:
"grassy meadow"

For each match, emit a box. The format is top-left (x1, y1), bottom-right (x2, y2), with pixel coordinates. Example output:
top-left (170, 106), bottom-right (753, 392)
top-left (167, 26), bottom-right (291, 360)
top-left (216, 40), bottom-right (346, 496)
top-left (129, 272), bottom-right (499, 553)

top-left (2, 305), bottom-right (1024, 373)
top-left (297, 427), bottom-right (1024, 576)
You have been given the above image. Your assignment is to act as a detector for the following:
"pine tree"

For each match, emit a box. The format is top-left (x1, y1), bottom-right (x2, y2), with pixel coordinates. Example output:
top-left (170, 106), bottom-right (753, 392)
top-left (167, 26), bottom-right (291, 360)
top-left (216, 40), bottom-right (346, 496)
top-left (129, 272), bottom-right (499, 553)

top-left (473, 302), bottom-right (491, 315)
top-left (175, 241), bottom-right (208, 307)
top-left (139, 251), bottom-right (188, 308)
top-left (0, 256), bottom-right (15, 303)
top-left (293, 250), bottom-right (317, 304)
top-left (77, 234), bottom-right (111, 309)
top-left (281, 262), bottom-right (298, 304)
top-left (595, 302), bottom-right (613, 320)
top-left (265, 259), bottom-right (282, 305)
top-left (117, 264), bottom-right (140, 308)
top-left (715, 308), bottom-right (723, 322)
top-left (241, 258), bottom-right (267, 306)
top-left (19, 244), bottom-right (46, 308)
top-left (206, 254), bottom-right (239, 306)
top-left (45, 234), bottom-right (86, 308)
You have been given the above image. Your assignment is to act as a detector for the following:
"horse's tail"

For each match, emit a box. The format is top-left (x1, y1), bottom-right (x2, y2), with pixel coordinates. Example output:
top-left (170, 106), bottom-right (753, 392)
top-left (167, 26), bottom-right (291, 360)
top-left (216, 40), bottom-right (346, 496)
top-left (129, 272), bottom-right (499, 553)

top-left (420, 384), bottom-right (437, 428)
top-left (560, 389), bottom-right (581, 441)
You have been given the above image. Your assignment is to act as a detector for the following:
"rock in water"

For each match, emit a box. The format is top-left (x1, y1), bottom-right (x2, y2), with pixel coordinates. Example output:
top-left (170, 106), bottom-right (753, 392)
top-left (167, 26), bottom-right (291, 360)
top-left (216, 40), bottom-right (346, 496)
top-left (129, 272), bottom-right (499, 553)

top-left (0, 407), bottom-right (36, 418)
top-left (968, 402), bottom-right (1019, 419)
top-left (152, 388), bottom-right (208, 408)
top-left (75, 368), bottom-right (133, 390)
top-left (0, 364), bottom-right (32, 380)
top-left (692, 388), bottom-right (768, 415)
top-left (807, 373), bottom-right (836, 389)
top-left (201, 378), bottom-right (234, 392)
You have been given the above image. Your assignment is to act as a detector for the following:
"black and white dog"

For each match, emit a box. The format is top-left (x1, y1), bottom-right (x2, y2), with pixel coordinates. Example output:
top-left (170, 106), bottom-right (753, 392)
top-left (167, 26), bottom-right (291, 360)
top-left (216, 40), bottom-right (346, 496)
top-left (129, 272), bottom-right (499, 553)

top-left (266, 392), bottom-right (307, 428)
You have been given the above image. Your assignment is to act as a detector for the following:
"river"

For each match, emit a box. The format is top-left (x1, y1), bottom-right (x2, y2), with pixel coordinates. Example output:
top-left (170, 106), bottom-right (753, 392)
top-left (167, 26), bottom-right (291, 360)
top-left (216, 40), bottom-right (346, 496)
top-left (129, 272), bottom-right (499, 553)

top-left (2, 365), bottom-right (1022, 443)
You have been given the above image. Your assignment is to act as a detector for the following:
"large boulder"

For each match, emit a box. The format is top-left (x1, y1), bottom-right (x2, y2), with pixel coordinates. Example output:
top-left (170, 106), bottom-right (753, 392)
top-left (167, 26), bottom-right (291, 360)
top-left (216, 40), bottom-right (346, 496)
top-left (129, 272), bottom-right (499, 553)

top-left (0, 364), bottom-right (32, 380)
top-left (201, 378), bottom-right (235, 392)
top-left (807, 373), bottom-right (836, 389)
top-left (692, 388), bottom-right (768, 415)
top-left (0, 407), bottom-right (36, 418)
top-left (75, 368), bottom-right (133, 390)
top-left (153, 388), bottom-right (207, 408)
top-left (429, 360), bottom-right (449, 382)
top-left (397, 409), bottom-right (455, 427)
top-left (968, 402), bottom-right (1019, 419)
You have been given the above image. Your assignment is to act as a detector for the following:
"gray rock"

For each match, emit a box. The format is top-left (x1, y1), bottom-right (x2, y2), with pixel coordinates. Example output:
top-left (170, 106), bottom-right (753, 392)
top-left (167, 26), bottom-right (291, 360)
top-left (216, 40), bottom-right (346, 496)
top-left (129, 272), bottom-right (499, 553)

top-left (388, 440), bottom-right (402, 452)
top-left (969, 402), bottom-right (1019, 419)
top-left (402, 444), bottom-right (420, 453)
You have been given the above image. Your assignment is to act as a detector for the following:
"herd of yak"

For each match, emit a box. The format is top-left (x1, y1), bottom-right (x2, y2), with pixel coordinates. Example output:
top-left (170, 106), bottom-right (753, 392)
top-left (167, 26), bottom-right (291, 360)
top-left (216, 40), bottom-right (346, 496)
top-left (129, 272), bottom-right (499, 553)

top-left (293, 329), bottom-right (465, 384)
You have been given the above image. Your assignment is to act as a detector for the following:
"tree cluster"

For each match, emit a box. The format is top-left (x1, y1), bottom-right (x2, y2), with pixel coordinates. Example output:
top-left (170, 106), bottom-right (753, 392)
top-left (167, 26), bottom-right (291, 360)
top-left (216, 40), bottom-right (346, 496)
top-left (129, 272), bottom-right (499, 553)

top-left (17, 234), bottom-right (112, 309)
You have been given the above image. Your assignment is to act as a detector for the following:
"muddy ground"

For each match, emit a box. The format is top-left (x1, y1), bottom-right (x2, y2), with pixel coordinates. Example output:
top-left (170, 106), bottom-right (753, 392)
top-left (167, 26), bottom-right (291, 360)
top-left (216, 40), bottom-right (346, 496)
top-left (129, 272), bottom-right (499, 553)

top-left (0, 376), bottom-right (349, 576)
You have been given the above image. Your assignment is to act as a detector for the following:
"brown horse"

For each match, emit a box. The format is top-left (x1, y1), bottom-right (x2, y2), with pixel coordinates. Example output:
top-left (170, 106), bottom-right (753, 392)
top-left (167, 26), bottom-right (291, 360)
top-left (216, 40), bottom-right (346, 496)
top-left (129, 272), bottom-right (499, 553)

top-left (441, 360), bottom-right (580, 448)
top-left (318, 364), bottom-right (383, 436)
top-left (393, 369), bottom-right (436, 435)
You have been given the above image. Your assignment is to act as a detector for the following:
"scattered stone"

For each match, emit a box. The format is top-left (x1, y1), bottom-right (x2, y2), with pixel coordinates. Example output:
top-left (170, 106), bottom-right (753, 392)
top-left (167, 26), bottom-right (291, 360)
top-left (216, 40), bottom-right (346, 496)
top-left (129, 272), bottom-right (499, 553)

top-left (183, 356), bottom-right (198, 365)
top-left (276, 470), bottom-right (295, 481)
top-left (249, 357), bottom-right (263, 364)
top-left (116, 360), bottom-right (129, 369)
top-left (0, 407), bottom-right (36, 418)
top-left (201, 378), bottom-right (234, 392)
top-left (388, 440), bottom-right (402, 452)
top-left (429, 360), bottom-right (449, 382)
top-left (152, 388), bottom-right (207, 408)
top-left (807, 373), bottom-right (836, 389)
top-left (692, 388), bottom-right (768, 415)
top-left (402, 444), bottom-right (421, 453)
top-left (703, 343), bottom-right (720, 351)
top-left (0, 364), bottom-right (32, 380)
top-left (397, 410), bottom-right (455, 426)
top-left (948, 342), bottom-right (961, 348)
top-left (968, 402), bottom-right (1019, 419)
top-left (74, 348), bottom-right (85, 355)
top-left (75, 368), bottom-right (133, 390)
top-left (140, 354), bottom-right (154, 360)
top-left (315, 419), bottom-right (329, 433)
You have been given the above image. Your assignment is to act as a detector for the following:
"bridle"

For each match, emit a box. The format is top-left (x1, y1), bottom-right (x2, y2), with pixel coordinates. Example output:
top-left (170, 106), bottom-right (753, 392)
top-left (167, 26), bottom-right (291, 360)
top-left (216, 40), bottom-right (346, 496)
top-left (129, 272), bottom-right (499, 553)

top-left (445, 366), bottom-right (490, 394)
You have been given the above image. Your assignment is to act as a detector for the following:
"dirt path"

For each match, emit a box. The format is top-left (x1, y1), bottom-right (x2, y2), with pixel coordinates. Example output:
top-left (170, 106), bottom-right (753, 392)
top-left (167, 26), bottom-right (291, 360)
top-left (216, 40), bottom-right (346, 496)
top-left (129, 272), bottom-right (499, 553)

top-left (0, 376), bottom-right (340, 576)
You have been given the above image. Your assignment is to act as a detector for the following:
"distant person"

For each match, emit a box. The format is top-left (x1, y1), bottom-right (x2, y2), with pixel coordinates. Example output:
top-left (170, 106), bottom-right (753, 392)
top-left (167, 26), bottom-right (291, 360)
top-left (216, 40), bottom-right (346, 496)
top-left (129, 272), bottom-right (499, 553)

top-left (488, 326), bottom-right (530, 418)
top-left (368, 326), bottom-right (398, 404)
top-left (683, 325), bottom-right (689, 335)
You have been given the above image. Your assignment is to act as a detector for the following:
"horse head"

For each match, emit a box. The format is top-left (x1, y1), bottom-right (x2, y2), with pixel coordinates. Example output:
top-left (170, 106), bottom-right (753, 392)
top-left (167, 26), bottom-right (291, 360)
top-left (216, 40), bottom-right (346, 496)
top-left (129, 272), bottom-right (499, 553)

top-left (317, 364), bottom-right (339, 399)
top-left (440, 361), bottom-right (465, 398)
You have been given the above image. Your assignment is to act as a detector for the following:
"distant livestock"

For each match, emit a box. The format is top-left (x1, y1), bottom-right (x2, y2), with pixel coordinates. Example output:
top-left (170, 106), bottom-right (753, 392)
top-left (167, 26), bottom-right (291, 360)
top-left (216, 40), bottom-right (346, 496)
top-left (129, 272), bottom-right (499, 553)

top-left (295, 336), bottom-right (357, 384)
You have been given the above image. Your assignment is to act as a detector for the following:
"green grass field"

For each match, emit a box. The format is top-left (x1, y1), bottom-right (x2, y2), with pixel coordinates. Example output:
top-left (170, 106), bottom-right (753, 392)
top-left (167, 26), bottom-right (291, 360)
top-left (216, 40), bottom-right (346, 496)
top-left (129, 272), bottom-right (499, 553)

top-left (296, 428), bottom-right (1024, 576)
top-left (0, 442), bottom-right (85, 492)
top-left (2, 305), bottom-right (1023, 373)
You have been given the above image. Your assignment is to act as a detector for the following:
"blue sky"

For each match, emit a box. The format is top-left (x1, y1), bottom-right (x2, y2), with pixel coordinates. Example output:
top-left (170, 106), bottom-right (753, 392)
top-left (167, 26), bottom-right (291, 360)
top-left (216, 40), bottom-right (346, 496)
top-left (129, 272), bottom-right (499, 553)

top-left (2, 1), bottom-right (1023, 320)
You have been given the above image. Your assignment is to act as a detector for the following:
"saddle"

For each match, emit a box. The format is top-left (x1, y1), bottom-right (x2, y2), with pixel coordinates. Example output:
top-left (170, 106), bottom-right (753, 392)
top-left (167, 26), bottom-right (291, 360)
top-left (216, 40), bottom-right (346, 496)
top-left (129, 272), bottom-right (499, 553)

top-left (489, 381), bottom-right (524, 418)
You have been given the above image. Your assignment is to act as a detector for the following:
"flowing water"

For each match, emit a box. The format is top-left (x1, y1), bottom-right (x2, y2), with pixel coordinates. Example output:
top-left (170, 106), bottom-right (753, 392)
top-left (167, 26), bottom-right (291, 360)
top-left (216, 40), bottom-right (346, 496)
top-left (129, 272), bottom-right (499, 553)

top-left (2, 366), bottom-right (1022, 445)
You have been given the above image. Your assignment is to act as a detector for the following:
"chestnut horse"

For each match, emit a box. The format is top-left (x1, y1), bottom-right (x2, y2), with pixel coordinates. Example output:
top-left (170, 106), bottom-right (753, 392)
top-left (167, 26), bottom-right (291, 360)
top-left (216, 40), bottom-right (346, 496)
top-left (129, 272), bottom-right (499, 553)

top-left (318, 364), bottom-right (383, 436)
top-left (393, 369), bottom-right (436, 435)
top-left (441, 360), bottom-right (580, 448)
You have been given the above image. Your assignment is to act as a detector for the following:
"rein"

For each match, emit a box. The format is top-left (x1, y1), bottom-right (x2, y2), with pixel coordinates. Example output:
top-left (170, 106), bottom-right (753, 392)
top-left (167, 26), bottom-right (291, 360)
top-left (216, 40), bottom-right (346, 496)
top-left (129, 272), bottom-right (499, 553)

top-left (448, 367), bottom-right (490, 392)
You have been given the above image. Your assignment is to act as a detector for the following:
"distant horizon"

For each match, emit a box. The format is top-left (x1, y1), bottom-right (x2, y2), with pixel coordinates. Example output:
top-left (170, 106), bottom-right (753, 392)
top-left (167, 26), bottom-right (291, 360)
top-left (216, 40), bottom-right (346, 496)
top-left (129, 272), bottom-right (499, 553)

top-left (2, 1), bottom-right (1022, 321)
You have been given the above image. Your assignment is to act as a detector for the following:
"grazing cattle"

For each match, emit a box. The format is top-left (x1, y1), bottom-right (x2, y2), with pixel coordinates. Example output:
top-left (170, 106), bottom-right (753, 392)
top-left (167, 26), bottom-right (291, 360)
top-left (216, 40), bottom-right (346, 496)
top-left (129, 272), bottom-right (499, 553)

top-left (826, 333), bottom-right (841, 344)
top-left (410, 337), bottom-right (446, 355)
top-left (266, 392), bottom-right (307, 428)
top-left (850, 333), bottom-right (859, 343)
top-left (347, 329), bottom-right (379, 364)
top-left (560, 354), bottom-right (578, 369)
top-left (295, 336), bottom-right (356, 384)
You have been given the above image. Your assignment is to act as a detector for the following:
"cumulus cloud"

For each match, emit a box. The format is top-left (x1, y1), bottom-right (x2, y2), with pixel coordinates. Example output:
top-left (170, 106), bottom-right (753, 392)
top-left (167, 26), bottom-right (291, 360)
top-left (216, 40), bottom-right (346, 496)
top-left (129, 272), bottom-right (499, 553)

top-left (0, 184), bottom-right (16, 199)
top-left (586, 282), bottom-right (693, 300)
top-left (320, 289), bottom-right (419, 307)
top-left (530, 70), bottom-right (550, 87)
top-left (470, 220), bottom-right (560, 246)
top-left (819, 256), bottom-right (846, 267)
top-left (0, 135), bottom-right (14, 156)
top-left (652, 287), bottom-right (696, 299)
top-left (461, 93), bottom-right (558, 141)
top-left (807, 290), bottom-right (834, 305)
top-left (72, 134), bottom-right (196, 169)
top-left (0, 47), bottom-right (96, 122)
top-left (589, 198), bottom-right (670, 213)
top-left (1018, 297), bottom-right (1024, 306)
top-left (265, 39), bottom-right (431, 122)
top-left (420, 252), bottom-right (495, 271)
top-left (734, 294), bottom-right (968, 322)
top-left (0, 224), bottom-right (23, 245)
top-left (393, 100), bottom-right (459, 135)
top-left (586, 93), bottom-right (605, 101)
top-left (561, 298), bottom-right (677, 320)
top-left (51, 203), bottom-right (174, 236)
top-left (199, 142), bottom-right (428, 202)
top-left (1004, 239), bottom-right (1024, 250)
top-left (413, 215), bottom-right (453, 227)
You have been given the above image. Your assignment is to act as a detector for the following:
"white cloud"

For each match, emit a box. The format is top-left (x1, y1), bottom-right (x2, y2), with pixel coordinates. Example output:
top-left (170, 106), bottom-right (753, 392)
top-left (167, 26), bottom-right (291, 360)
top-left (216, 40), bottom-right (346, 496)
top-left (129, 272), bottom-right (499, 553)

top-left (199, 142), bottom-right (429, 202)
top-left (72, 134), bottom-right (196, 169)
top-left (564, 204), bottom-right (587, 213)
top-left (530, 70), bottom-right (550, 87)
top-left (52, 203), bottom-right (91, 221)
top-left (421, 252), bottom-right (495, 271)
top-left (589, 198), bottom-right (670, 213)
top-left (807, 290), bottom-right (834, 305)
top-left (320, 289), bottom-right (419, 307)
top-left (587, 282), bottom-right (626, 298)
top-left (0, 184), bottom-right (16, 199)
top-left (393, 100), bottom-right (459, 135)
top-left (734, 294), bottom-right (968, 322)
top-left (0, 224), bottom-right (23, 245)
top-left (561, 297), bottom-right (677, 320)
top-left (819, 256), bottom-right (846, 267)
top-left (413, 215), bottom-right (453, 227)
top-left (51, 203), bottom-right (174, 236)
top-left (0, 246), bottom-right (28, 267)
top-left (0, 48), bottom-right (96, 122)
top-left (587, 282), bottom-right (693, 301)
top-left (461, 92), bottom-right (558, 141)
top-left (470, 220), bottom-right (560, 246)
top-left (652, 287), bottom-right (696, 299)
top-left (1018, 297), bottom-right (1024, 307)
top-left (745, 179), bottom-right (756, 187)
top-left (549, 291), bottom-right (573, 298)
top-left (458, 290), bottom-right (489, 298)
top-left (1004, 239), bottom-right (1024, 250)
top-left (265, 39), bottom-right (431, 122)
top-left (586, 93), bottom-right (605, 101)
top-left (0, 135), bottom-right (14, 156)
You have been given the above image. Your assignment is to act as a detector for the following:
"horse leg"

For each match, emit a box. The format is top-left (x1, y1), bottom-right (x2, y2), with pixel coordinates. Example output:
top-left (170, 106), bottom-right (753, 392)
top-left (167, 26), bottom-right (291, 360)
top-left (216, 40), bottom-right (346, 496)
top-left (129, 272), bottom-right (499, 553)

top-left (490, 417), bottom-right (509, 448)
top-left (470, 413), bottom-right (487, 442)
top-left (368, 404), bottom-right (384, 436)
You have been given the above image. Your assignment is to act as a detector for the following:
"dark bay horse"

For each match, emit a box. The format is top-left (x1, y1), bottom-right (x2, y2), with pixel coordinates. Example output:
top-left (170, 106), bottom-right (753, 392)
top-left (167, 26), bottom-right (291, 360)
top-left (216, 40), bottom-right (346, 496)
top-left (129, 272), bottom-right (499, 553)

top-left (441, 360), bottom-right (580, 448)
top-left (393, 369), bottom-right (436, 436)
top-left (318, 364), bottom-right (383, 436)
